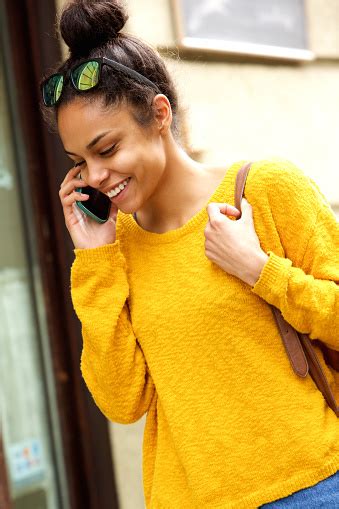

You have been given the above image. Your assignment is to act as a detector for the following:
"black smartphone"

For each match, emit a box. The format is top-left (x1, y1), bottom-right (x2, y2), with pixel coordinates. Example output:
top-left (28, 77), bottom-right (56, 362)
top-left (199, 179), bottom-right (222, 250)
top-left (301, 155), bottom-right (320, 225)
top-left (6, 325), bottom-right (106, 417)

top-left (76, 185), bottom-right (111, 223)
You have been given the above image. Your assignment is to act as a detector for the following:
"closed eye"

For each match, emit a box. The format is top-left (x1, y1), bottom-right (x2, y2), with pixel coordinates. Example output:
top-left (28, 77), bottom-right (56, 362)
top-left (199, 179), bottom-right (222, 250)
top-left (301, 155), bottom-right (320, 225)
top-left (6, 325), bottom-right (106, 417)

top-left (74, 160), bottom-right (85, 168)
top-left (100, 144), bottom-right (116, 156)
top-left (71, 143), bottom-right (115, 167)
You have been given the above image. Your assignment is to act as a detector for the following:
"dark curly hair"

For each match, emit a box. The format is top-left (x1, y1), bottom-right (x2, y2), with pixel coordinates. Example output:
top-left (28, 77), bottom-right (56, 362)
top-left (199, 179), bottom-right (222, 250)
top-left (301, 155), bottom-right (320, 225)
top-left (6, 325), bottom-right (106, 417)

top-left (42, 0), bottom-right (180, 136)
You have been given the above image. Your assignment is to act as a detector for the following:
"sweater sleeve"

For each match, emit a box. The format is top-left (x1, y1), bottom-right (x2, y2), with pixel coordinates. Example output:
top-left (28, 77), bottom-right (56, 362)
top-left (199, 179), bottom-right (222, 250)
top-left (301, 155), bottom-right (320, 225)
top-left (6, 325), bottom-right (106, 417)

top-left (71, 241), bottom-right (155, 424)
top-left (251, 164), bottom-right (339, 350)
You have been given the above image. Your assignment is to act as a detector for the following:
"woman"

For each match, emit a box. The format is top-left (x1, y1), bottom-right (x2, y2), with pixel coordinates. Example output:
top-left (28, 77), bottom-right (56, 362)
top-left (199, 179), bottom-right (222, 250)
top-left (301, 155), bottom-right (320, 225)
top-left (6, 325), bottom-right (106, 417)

top-left (41, 1), bottom-right (339, 507)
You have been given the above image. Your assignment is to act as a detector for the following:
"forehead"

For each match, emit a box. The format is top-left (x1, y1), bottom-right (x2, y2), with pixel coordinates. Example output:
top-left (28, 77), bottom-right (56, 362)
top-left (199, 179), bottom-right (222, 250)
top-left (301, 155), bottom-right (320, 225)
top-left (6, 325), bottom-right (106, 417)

top-left (57, 98), bottom-right (133, 134)
top-left (57, 98), bottom-right (146, 153)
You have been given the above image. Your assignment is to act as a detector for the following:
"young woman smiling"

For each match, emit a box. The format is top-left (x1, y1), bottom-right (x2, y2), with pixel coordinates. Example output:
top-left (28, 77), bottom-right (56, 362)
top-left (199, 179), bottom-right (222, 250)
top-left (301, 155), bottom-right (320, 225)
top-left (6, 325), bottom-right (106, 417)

top-left (41, 1), bottom-right (339, 507)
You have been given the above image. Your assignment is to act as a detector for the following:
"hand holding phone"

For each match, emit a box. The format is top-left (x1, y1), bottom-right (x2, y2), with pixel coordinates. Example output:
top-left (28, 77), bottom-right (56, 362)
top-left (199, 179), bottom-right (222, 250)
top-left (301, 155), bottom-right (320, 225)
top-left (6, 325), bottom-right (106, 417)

top-left (59, 166), bottom-right (118, 249)
top-left (75, 184), bottom-right (111, 224)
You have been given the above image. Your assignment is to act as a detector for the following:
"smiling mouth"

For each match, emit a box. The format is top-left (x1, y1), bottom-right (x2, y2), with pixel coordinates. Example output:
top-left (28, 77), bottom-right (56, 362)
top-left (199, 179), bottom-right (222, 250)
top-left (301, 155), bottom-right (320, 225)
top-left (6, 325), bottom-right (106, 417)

top-left (105, 177), bottom-right (131, 198)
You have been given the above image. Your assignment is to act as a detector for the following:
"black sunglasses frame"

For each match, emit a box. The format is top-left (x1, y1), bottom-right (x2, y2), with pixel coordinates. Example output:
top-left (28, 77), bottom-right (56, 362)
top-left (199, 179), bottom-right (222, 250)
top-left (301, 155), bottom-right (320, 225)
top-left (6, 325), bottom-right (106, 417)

top-left (41, 56), bottom-right (160, 107)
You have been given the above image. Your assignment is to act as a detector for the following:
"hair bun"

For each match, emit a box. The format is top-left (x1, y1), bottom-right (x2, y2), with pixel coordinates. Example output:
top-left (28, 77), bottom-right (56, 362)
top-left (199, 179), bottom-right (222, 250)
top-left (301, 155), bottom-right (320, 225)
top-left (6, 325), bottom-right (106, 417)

top-left (60, 0), bottom-right (128, 57)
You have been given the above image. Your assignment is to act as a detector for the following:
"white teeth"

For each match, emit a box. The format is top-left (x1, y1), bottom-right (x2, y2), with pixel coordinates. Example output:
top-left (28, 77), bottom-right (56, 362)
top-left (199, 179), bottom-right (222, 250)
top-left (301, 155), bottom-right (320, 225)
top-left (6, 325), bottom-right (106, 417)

top-left (106, 177), bottom-right (131, 198)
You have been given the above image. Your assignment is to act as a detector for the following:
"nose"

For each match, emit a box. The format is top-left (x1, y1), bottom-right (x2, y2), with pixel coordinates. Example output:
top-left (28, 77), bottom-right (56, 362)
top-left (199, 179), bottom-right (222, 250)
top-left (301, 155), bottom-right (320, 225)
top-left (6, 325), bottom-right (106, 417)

top-left (83, 161), bottom-right (110, 189)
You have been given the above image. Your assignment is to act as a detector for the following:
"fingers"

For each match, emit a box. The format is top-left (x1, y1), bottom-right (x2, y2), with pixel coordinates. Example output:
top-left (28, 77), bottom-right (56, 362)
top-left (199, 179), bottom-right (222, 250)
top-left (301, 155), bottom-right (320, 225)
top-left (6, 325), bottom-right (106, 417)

top-left (59, 170), bottom-right (89, 221)
top-left (60, 177), bottom-right (86, 198)
top-left (60, 165), bottom-right (81, 189)
top-left (63, 190), bottom-right (89, 207)
top-left (220, 203), bottom-right (241, 218)
top-left (59, 167), bottom-right (86, 202)
top-left (207, 202), bottom-right (241, 223)
top-left (60, 186), bottom-right (88, 217)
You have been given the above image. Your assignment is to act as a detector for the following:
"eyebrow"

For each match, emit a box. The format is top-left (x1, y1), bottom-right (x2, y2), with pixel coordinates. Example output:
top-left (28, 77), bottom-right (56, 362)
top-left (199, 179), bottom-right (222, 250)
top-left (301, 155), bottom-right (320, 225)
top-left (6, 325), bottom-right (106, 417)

top-left (64, 130), bottom-right (113, 156)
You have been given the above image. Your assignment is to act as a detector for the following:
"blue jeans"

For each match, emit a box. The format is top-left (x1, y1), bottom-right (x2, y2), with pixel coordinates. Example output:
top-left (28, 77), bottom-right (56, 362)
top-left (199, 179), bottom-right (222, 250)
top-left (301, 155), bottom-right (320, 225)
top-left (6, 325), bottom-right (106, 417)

top-left (260, 470), bottom-right (339, 508)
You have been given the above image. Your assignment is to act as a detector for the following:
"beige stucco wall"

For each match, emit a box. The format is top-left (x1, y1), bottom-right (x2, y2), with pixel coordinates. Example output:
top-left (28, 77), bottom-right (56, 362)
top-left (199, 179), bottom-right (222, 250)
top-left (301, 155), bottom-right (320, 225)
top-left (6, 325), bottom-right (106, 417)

top-left (55, 2), bottom-right (339, 508)
top-left (125, 0), bottom-right (339, 207)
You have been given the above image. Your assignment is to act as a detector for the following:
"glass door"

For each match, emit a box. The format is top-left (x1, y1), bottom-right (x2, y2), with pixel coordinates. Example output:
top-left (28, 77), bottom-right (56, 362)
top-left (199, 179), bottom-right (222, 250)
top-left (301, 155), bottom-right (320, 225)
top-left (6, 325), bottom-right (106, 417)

top-left (0, 43), bottom-right (68, 509)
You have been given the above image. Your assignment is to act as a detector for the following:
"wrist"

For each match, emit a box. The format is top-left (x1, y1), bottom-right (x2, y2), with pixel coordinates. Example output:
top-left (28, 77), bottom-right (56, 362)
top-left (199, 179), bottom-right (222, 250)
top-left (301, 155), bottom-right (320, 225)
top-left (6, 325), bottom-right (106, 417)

top-left (246, 251), bottom-right (269, 287)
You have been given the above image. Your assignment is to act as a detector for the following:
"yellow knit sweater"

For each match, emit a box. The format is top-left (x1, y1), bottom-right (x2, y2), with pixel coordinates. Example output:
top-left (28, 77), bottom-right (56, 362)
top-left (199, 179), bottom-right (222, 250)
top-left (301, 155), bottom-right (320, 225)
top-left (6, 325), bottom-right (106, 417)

top-left (71, 159), bottom-right (339, 509)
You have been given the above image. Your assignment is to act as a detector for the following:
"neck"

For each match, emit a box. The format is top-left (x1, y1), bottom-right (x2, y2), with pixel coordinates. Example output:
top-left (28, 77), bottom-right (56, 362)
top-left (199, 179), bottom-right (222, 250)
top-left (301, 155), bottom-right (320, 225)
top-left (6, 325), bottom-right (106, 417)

top-left (135, 138), bottom-right (226, 233)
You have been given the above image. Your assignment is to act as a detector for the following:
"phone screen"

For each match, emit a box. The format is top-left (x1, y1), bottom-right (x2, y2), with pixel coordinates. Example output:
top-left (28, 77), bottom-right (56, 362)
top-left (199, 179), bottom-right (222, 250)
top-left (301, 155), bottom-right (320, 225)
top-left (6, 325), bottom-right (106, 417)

top-left (76, 185), bottom-right (111, 223)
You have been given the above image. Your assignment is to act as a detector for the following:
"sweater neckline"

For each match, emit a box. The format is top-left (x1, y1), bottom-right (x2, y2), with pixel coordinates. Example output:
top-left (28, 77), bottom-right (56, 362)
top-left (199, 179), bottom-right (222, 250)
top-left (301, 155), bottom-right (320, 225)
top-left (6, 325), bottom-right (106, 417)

top-left (118, 163), bottom-right (239, 245)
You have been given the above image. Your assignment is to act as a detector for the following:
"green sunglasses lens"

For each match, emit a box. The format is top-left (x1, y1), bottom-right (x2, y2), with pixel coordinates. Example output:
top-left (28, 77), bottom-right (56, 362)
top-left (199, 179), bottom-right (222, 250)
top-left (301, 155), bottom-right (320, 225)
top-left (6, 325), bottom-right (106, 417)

top-left (71, 60), bottom-right (100, 91)
top-left (43, 74), bottom-right (64, 106)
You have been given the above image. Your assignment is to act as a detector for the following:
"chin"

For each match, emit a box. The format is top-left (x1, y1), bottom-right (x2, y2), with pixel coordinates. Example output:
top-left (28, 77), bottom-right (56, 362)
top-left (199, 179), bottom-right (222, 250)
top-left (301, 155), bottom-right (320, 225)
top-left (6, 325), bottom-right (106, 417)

top-left (116, 202), bottom-right (137, 215)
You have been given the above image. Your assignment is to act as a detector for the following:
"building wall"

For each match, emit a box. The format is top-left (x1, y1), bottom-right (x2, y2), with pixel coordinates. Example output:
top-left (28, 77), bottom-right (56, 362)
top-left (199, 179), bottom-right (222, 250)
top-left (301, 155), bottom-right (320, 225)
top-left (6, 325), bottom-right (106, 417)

top-left (55, 2), bottom-right (339, 508)
top-left (125, 0), bottom-right (339, 207)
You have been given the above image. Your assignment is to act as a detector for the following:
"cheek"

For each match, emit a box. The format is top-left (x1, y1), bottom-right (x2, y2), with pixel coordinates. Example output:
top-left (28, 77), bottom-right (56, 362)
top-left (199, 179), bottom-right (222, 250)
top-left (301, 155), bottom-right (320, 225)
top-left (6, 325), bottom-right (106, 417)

top-left (112, 148), bottom-right (140, 171)
top-left (116, 141), bottom-right (165, 174)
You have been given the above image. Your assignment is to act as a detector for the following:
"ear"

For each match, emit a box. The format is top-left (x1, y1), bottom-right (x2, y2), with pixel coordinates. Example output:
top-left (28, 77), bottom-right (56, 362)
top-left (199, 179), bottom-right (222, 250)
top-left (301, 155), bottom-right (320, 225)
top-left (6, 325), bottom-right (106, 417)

top-left (152, 94), bottom-right (172, 134)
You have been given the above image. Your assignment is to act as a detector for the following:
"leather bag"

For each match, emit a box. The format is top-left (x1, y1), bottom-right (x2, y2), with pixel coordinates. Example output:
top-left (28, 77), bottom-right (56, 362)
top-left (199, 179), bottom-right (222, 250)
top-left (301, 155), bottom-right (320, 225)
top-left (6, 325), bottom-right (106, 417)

top-left (235, 162), bottom-right (339, 416)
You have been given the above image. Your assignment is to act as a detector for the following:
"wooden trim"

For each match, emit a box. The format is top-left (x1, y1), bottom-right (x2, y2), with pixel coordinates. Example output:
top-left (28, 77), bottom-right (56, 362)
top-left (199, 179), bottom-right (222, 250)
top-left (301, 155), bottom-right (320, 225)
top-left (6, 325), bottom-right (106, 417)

top-left (0, 432), bottom-right (11, 509)
top-left (2, 1), bottom-right (119, 508)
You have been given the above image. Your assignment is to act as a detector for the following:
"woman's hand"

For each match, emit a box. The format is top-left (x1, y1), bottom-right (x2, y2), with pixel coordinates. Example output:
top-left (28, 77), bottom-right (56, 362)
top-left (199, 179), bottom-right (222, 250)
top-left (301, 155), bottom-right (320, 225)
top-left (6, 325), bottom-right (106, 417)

top-left (205, 199), bottom-right (269, 286)
top-left (59, 166), bottom-right (118, 249)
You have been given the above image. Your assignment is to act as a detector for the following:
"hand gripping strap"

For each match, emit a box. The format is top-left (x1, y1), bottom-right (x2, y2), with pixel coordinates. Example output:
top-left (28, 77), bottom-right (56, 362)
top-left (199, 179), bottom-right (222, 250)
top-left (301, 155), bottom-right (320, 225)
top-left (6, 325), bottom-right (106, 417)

top-left (235, 163), bottom-right (308, 377)
top-left (235, 162), bottom-right (338, 416)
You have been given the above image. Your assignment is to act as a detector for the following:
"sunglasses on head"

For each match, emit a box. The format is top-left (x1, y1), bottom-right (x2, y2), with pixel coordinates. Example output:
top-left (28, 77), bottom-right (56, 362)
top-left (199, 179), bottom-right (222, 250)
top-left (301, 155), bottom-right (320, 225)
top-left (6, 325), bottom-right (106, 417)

top-left (41, 56), bottom-right (160, 107)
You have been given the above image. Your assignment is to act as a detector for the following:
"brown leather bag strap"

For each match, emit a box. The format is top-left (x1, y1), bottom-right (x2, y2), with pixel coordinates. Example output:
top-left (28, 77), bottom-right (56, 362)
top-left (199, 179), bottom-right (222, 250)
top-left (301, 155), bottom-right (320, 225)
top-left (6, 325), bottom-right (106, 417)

top-left (271, 308), bottom-right (308, 377)
top-left (234, 162), bottom-right (252, 214)
top-left (235, 163), bottom-right (309, 377)
top-left (299, 334), bottom-right (338, 414)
